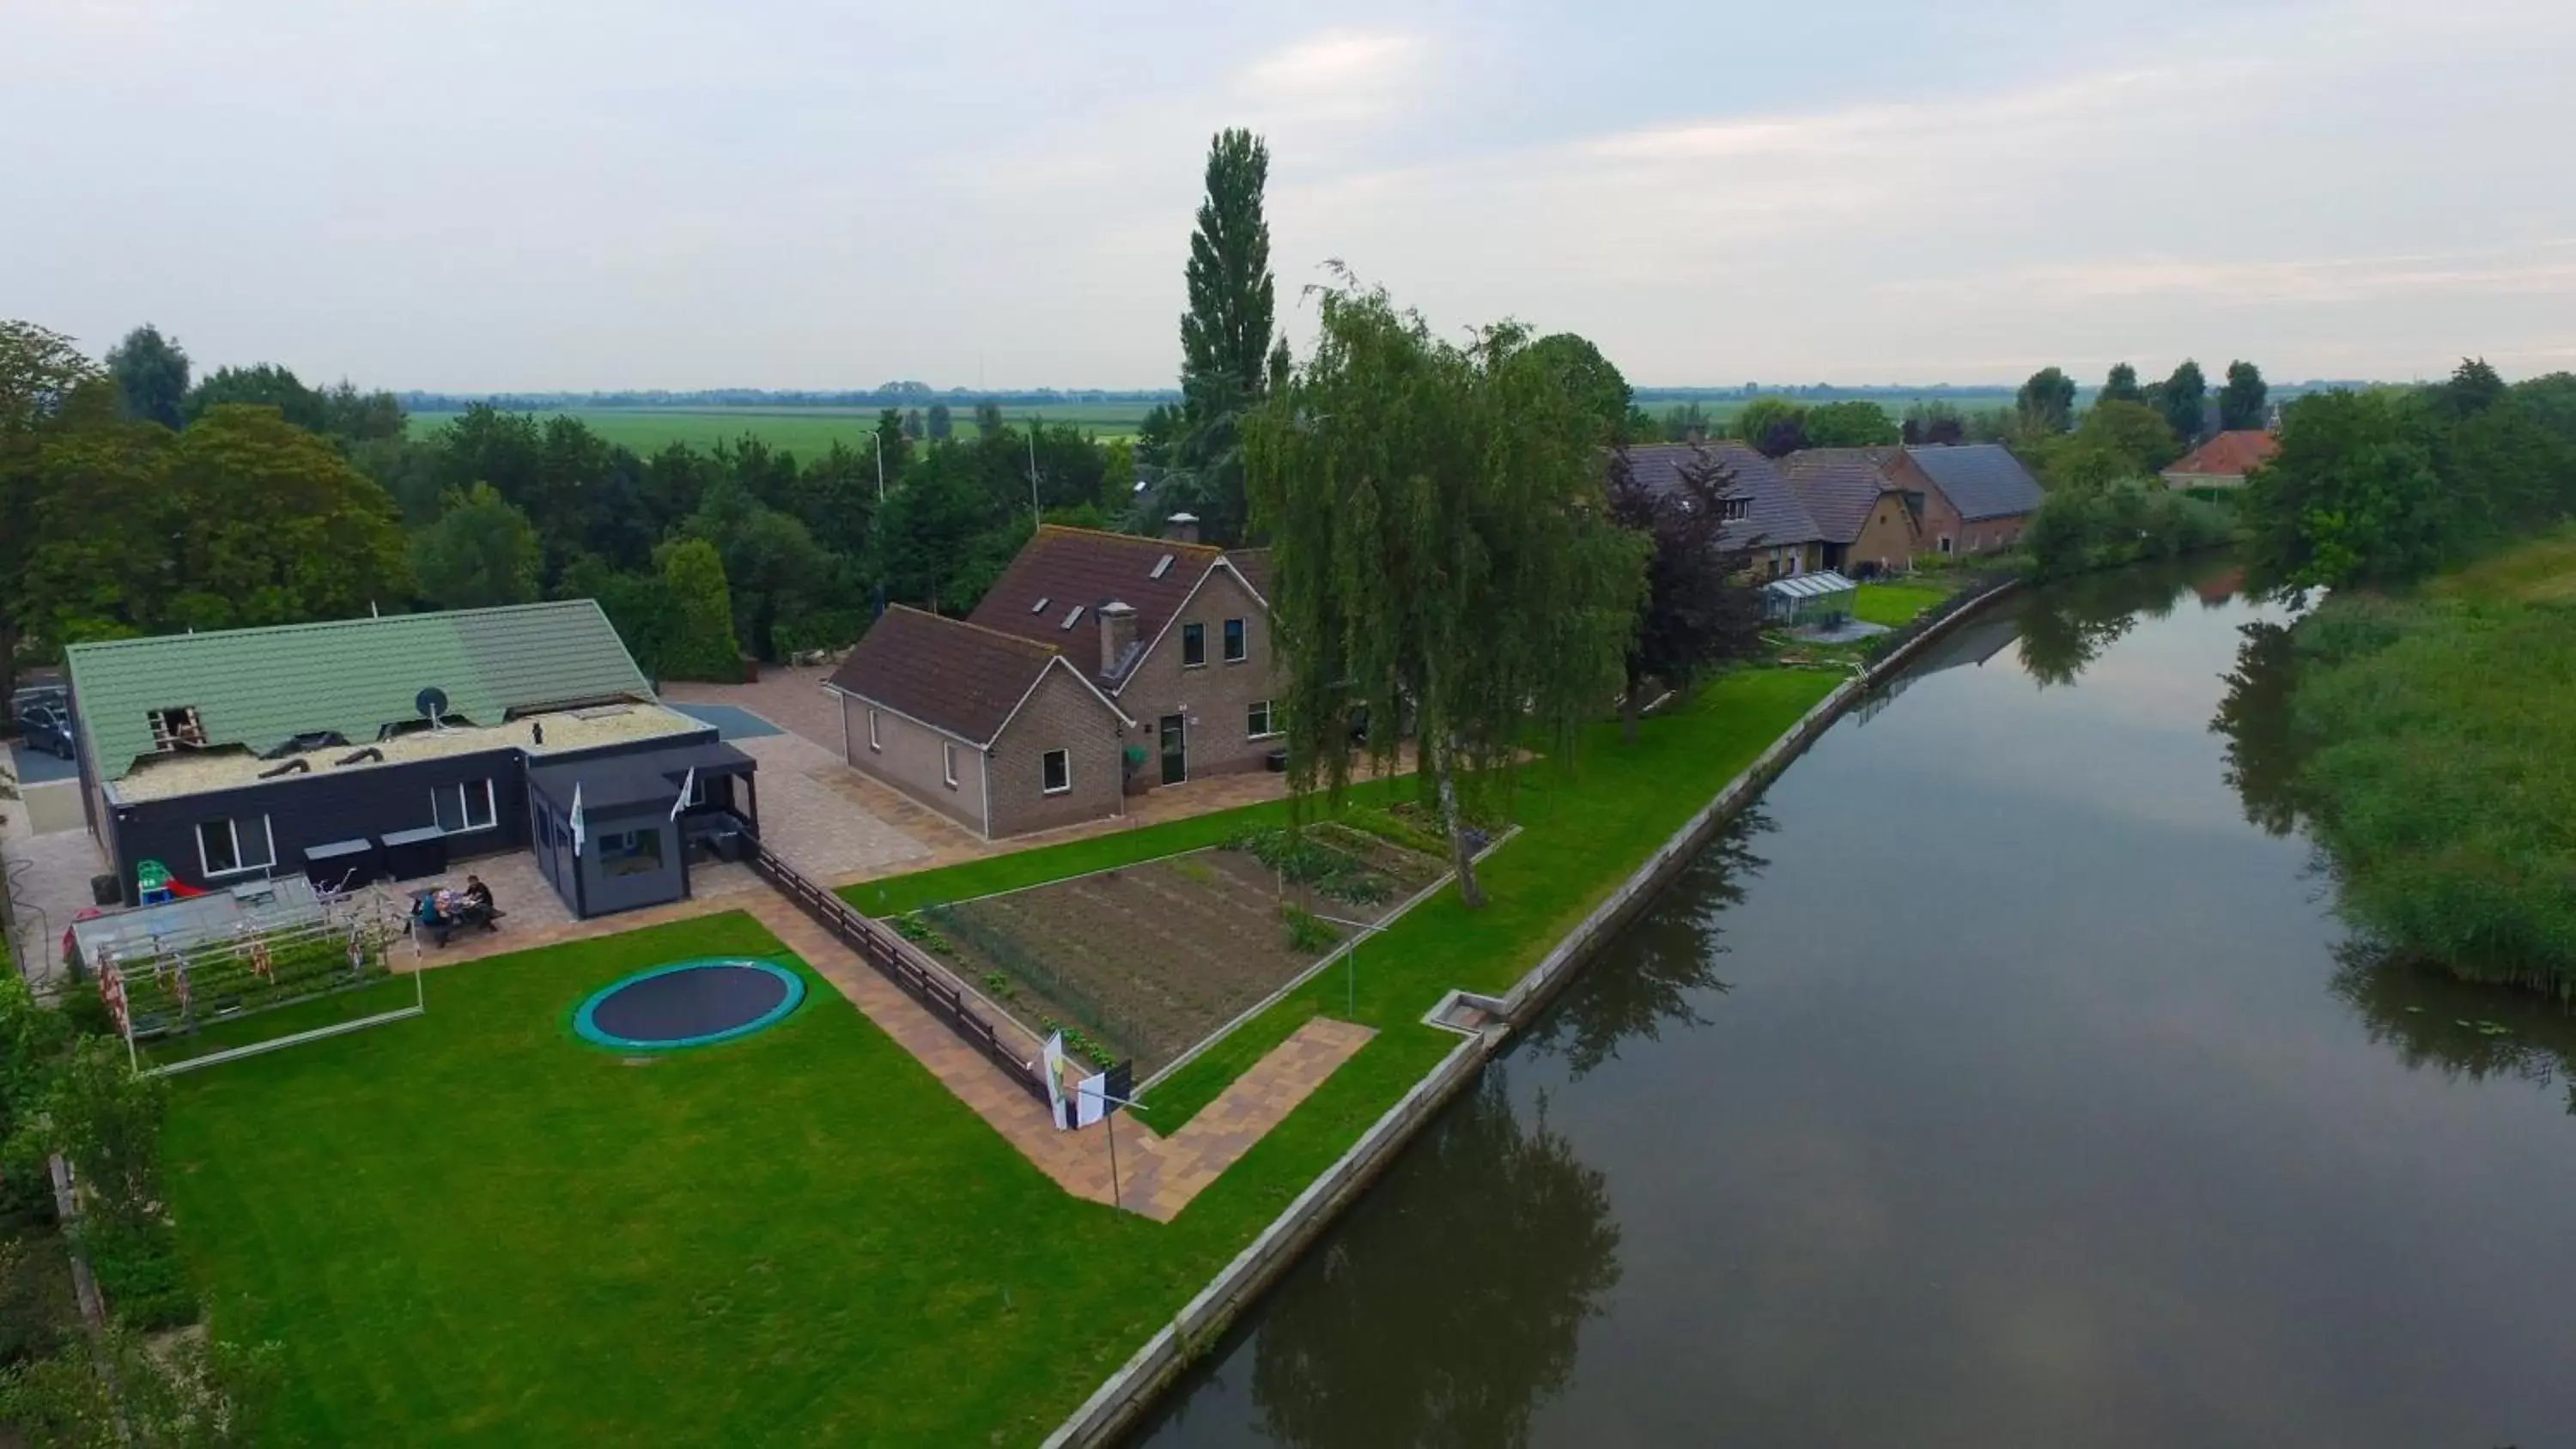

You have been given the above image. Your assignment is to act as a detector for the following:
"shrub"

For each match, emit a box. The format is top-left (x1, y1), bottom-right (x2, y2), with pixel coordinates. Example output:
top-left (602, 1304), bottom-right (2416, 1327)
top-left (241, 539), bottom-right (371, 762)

top-left (1280, 906), bottom-right (1341, 955)
top-left (2027, 477), bottom-right (2229, 580)
top-left (1333, 805), bottom-right (1447, 858)
top-left (80, 1216), bottom-right (197, 1331)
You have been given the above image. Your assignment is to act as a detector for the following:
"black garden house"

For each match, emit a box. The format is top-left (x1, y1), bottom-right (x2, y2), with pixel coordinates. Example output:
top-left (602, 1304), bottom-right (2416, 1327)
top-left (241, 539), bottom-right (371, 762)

top-left (59, 602), bottom-right (759, 920)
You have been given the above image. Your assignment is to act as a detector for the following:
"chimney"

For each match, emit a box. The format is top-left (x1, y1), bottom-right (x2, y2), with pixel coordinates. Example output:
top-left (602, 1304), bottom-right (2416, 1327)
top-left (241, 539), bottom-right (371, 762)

top-left (1098, 601), bottom-right (1138, 677)
top-left (1163, 512), bottom-right (1200, 544)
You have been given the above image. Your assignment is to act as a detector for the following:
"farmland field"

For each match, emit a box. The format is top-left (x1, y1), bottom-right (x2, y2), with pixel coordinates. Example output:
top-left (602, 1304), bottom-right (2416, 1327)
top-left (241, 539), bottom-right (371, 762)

top-left (404, 402), bottom-right (1155, 452)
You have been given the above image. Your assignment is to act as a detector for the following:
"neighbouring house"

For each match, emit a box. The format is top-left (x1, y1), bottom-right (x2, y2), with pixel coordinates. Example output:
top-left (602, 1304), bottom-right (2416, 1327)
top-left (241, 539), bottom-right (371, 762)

top-left (61, 601), bottom-right (759, 919)
top-left (2160, 429), bottom-right (2280, 490)
top-left (824, 520), bottom-right (1285, 837)
top-left (1780, 450), bottom-right (1924, 578)
top-left (1885, 444), bottom-right (2046, 557)
top-left (1624, 442), bottom-right (1828, 579)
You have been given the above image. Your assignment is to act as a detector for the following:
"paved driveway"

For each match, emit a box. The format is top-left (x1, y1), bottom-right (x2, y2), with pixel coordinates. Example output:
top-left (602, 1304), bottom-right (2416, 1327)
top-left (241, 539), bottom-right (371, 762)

top-left (9, 742), bottom-right (78, 785)
top-left (661, 666), bottom-right (848, 755)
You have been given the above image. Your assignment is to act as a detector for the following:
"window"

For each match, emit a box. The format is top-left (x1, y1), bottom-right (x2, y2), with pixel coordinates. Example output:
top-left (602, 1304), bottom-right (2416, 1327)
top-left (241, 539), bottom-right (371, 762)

top-left (1222, 618), bottom-right (1247, 663)
top-left (1788, 554), bottom-right (1802, 577)
top-left (1247, 700), bottom-right (1277, 738)
top-left (1030, 596), bottom-right (1051, 614)
top-left (433, 779), bottom-right (497, 834)
top-left (942, 742), bottom-right (959, 789)
top-left (684, 773), bottom-right (708, 809)
top-left (1718, 496), bottom-right (1750, 524)
top-left (149, 706), bottom-right (206, 751)
top-left (195, 815), bottom-right (275, 878)
top-left (866, 708), bottom-right (882, 752)
top-left (1939, 535), bottom-right (1954, 555)
top-left (1150, 555), bottom-right (1175, 579)
top-left (1061, 605), bottom-right (1084, 630)
top-left (598, 828), bottom-right (665, 878)
top-left (1042, 749), bottom-right (1071, 794)
top-left (1182, 621), bottom-right (1206, 667)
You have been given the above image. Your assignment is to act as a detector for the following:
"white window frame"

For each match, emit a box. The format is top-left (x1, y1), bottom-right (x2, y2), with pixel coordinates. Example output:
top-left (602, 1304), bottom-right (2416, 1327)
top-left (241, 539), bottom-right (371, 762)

top-left (1041, 749), bottom-right (1072, 795)
top-left (1939, 535), bottom-right (1954, 555)
top-left (867, 708), bottom-right (882, 752)
top-left (1247, 700), bottom-right (1279, 739)
top-left (942, 741), bottom-right (959, 790)
top-left (434, 779), bottom-right (498, 835)
top-left (684, 773), bottom-right (708, 809)
top-left (1182, 621), bottom-right (1206, 668)
top-left (195, 815), bottom-right (276, 879)
top-left (1222, 617), bottom-right (1247, 664)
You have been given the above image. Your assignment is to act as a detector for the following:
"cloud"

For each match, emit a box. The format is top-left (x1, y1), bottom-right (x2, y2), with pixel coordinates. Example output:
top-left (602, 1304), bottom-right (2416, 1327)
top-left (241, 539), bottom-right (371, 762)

top-left (1243, 31), bottom-right (1421, 100)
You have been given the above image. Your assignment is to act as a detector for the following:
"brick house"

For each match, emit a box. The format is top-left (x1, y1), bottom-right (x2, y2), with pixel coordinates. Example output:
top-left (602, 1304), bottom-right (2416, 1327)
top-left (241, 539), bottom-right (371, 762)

top-left (1624, 442), bottom-right (1828, 579)
top-left (824, 523), bottom-right (1285, 837)
top-left (2160, 429), bottom-right (2278, 490)
top-left (1887, 444), bottom-right (2045, 557)
top-left (1780, 450), bottom-right (1923, 578)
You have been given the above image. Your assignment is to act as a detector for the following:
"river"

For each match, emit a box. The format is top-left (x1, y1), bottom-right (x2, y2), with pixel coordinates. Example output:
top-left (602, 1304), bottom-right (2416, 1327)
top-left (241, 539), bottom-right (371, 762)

top-left (1131, 561), bottom-right (2576, 1448)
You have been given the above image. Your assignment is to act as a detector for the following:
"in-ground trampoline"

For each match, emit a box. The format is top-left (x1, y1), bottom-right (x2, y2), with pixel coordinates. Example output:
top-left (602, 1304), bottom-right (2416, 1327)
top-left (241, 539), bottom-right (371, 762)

top-left (573, 959), bottom-right (806, 1051)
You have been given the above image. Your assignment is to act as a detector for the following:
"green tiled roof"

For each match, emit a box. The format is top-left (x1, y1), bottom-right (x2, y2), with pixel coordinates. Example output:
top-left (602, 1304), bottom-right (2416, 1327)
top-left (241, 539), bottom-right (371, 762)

top-left (65, 601), bottom-right (652, 781)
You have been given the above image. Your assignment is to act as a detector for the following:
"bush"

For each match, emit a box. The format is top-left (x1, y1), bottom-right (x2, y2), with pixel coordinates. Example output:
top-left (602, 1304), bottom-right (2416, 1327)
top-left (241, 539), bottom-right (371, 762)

top-left (80, 1216), bottom-right (197, 1331)
top-left (1280, 906), bottom-right (1341, 954)
top-left (2027, 477), bottom-right (2230, 580)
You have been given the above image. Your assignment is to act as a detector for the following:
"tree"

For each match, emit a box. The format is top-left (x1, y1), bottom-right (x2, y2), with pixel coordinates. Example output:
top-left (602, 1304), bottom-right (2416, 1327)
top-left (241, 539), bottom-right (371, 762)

top-left (1658, 402), bottom-right (1710, 442)
top-left (1175, 128), bottom-right (1278, 544)
top-left (105, 324), bottom-right (190, 430)
top-left (2015, 366), bottom-right (2077, 433)
top-left (2239, 389), bottom-right (2447, 588)
top-left (182, 363), bottom-right (321, 432)
top-left (651, 537), bottom-right (742, 679)
top-left (2099, 362), bottom-right (2143, 407)
top-left (2151, 359), bottom-right (2208, 444)
top-left (410, 482), bottom-right (542, 609)
top-left (902, 407), bottom-right (925, 440)
top-left (926, 401), bottom-right (953, 440)
top-left (1244, 282), bottom-right (1648, 906)
top-left (1903, 400), bottom-right (1965, 445)
top-left (1730, 397), bottom-right (1802, 453)
top-left (1802, 400), bottom-right (1898, 448)
top-left (1526, 334), bottom-right (1633, 443)
top-left (972, 400), bottom-right (1003, 438)
top-left (1604, 445), bottom-right (1764, 739)
top-left (0, 321), bottom-right (111, 702)
top-left (2219, 360), bottom-right (2269, 431)
top-left (2033, 398), bottom-right (2184, 490)
top-left (2430, 355), bottom-right (2507, 421)
top-left (873, 408), bottom-right (912, 480)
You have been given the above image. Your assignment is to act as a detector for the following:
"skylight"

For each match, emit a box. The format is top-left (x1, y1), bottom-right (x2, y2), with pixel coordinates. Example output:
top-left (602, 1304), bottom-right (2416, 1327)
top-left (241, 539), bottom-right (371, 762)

top-left (1030, 596), bottom-right (1051, 613)
top-left (1061, 605), bottom-right (1085, 630)
top-left (1150, 555), bottom-right (1174, 579)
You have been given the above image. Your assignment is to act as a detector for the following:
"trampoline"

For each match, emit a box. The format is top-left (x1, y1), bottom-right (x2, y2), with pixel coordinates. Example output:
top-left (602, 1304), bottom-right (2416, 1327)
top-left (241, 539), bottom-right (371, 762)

top-left (573, 959), bottom-right (805, 1051)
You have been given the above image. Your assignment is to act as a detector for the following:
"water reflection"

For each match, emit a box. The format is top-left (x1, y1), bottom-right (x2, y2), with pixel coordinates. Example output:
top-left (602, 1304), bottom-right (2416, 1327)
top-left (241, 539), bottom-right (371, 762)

top-left (1527, 810), bottom-right (1770, 1079)
top-left (2209, 620), bottom-right (2306, 837)
top-left (2011, 562), bottom-right (2196, 687)
top-left (2331, 943), bottom-right (2576, 1116)
top-left (1238, 1070), bottom-right (1619, 1448)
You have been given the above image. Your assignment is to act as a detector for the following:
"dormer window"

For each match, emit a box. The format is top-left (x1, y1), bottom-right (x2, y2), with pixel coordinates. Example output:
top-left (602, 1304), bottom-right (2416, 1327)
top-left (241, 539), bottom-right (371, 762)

top-left (1718, 496), bottom-right (1750, 523)
top-left (1150, 555), bottom-right (1174, 579)
top-left (1061, 605), bottom-right (1085, 630)
top-left (149, 706), bottom-right (207, 751)
top-left (1030, 596), bottom-right (1051, 614)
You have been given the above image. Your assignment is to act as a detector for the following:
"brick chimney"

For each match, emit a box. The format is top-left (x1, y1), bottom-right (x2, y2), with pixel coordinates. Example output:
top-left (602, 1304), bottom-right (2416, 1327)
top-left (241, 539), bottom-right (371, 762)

top-left (1163, 512), bottom-right (1200, 544)
top-left (1097, 601), bottom-right (1138, 677)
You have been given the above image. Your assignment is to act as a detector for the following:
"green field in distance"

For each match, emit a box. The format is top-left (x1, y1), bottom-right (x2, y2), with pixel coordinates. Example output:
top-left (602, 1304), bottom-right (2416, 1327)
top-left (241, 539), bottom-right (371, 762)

top-left (404, 403), bottom-right (1153, 452)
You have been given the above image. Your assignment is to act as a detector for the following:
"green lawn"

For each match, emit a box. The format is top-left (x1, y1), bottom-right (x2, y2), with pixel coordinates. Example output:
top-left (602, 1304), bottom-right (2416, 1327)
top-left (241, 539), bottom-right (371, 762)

top-left (166, 667), bottom-right (1838, 1443)
top-left (404, 403), bottom-right (1151, 454)
top-left (1851, 580), bottom-right (1953, 627)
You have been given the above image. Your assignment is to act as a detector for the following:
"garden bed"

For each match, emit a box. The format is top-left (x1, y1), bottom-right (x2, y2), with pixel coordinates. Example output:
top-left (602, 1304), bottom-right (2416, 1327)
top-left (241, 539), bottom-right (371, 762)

top-left (908, 831), bottom-right (1448, 1076)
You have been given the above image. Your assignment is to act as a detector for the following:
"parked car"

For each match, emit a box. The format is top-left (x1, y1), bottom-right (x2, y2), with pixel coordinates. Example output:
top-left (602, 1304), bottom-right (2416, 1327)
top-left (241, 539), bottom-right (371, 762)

top-left (13, 701), bottom-right (75, 761)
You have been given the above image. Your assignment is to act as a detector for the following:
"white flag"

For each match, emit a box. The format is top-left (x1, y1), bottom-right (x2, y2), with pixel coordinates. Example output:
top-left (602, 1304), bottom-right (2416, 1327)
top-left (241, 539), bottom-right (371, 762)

top-left (1042, 1032), bottom-right (1071, 1131)
top-left (1076, 1070), bottom-right (1107, 1129)
top-left (670, 767), bottom-right (696, 822)
top-left (569, 782), bottom-right (586, 858)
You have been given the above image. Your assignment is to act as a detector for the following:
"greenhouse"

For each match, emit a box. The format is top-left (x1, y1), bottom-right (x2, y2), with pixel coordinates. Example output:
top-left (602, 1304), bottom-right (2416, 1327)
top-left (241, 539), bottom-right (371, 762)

top-left (1762, 569), bottom-right (1859, 627)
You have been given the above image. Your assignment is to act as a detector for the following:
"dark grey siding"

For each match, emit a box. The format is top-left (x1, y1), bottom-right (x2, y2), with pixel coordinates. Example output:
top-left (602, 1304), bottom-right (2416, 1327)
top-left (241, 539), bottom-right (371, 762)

top-left (103, 731), bottom-right (715, 904)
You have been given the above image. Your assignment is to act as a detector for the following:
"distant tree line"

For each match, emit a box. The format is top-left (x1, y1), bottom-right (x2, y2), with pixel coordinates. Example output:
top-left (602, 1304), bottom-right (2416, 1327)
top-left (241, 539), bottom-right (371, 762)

top-left (395, 386), bottom-right (1182, 413)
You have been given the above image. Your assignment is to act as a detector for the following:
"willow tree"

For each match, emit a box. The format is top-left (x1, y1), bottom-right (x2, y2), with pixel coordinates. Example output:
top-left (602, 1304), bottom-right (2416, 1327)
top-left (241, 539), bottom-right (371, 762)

top-left (1245, 284), bottom-right (1647, 906)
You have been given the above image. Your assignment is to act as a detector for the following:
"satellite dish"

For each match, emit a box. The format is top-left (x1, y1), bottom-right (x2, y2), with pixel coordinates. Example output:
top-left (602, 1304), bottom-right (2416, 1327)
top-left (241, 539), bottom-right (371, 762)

top-left (416, 687), bottom-right (450, 723)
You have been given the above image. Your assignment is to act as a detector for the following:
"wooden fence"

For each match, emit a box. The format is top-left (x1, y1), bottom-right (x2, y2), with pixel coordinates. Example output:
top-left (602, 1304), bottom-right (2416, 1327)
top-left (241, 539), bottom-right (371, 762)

top-left (749, 843), bottom-right (1048, 1104)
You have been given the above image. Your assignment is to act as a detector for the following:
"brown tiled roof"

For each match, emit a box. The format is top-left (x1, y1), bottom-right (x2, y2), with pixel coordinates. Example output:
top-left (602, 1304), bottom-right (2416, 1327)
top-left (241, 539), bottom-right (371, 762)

top-left (1225, 547), bottom-right (1273, 603)
top-left (967, 525), bottom-right (1224, 680)
top-left (2164, 429), bottom-right (2279, 479)
top-left (1781, 451), bottom-right (1909, 543)
top-left (825, 605), bottom-right (1063, 746)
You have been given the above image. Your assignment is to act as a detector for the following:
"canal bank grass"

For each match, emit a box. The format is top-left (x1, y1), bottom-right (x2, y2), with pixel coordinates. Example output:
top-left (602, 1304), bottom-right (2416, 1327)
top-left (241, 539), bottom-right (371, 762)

top-left (1851, 579), bottom-right (1953, 627)
top-left (161, 668), bottom-right (1837, 1445)
top-left (2292, 528), bottom-right (2576, 996)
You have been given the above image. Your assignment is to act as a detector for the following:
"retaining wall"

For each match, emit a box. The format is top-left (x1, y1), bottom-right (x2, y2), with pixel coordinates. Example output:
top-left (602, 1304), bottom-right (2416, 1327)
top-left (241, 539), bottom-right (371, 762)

top-left (1042, 577), bottom-right (2023, 1446)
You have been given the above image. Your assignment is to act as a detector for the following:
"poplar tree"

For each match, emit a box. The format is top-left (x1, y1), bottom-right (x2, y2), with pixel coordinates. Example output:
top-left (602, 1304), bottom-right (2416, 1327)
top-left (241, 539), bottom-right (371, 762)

top-left (1246, 283), bottom-right (1648, 906)
top-left (1174, 128), bottom-right (1276, 543)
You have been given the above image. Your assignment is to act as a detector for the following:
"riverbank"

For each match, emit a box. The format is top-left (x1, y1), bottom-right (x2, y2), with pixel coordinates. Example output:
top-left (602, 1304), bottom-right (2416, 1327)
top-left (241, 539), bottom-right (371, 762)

top-left (2251, 527), bottom-right (2576, 996)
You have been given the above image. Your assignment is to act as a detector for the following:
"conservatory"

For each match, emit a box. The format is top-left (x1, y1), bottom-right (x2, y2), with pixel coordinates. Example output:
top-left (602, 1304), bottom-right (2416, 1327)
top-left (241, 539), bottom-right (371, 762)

top-left (1762, 569), bottom-right (1859, 627)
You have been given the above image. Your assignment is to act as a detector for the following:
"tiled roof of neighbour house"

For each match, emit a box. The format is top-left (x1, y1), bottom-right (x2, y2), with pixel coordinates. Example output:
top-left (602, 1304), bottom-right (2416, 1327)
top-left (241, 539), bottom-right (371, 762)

top-left (2163, 430), bottom-right (2280, 480)
top-left (826, 606), bottom-right (1123, 748)
top-left (1781, 451), bottom-right (1909, 543)
top-left (1903, 444), bottom-right (2046, 521)
top-left (1224, 548), bottom-right (1273, 603)
top-left (64, 601), bottom-right (652, 783)
top-left (966, 525), bottom-right (1226, 682)
top-left (1622, 442), bottom-right (1824, 548)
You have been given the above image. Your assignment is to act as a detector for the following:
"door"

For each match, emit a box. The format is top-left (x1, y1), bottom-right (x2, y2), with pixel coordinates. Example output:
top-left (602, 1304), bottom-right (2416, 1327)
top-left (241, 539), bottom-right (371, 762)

top-left (1158, 714), bottom-right (1187, 785)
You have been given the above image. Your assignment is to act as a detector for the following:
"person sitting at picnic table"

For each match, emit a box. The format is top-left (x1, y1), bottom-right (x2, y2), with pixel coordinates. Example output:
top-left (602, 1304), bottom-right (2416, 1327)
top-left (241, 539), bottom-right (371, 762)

top-left (461, 875), bottom-right (499, 920)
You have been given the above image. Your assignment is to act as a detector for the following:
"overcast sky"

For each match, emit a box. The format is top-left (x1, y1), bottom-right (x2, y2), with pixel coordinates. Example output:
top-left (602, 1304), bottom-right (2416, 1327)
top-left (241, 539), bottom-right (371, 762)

top-left (9, 0), bottom-right (2575, 391)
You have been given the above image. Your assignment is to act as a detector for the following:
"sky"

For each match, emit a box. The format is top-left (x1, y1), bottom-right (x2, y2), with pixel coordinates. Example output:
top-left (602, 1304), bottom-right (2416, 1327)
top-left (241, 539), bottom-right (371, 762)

top-left (8, 0), bottom-right (2576, 391)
